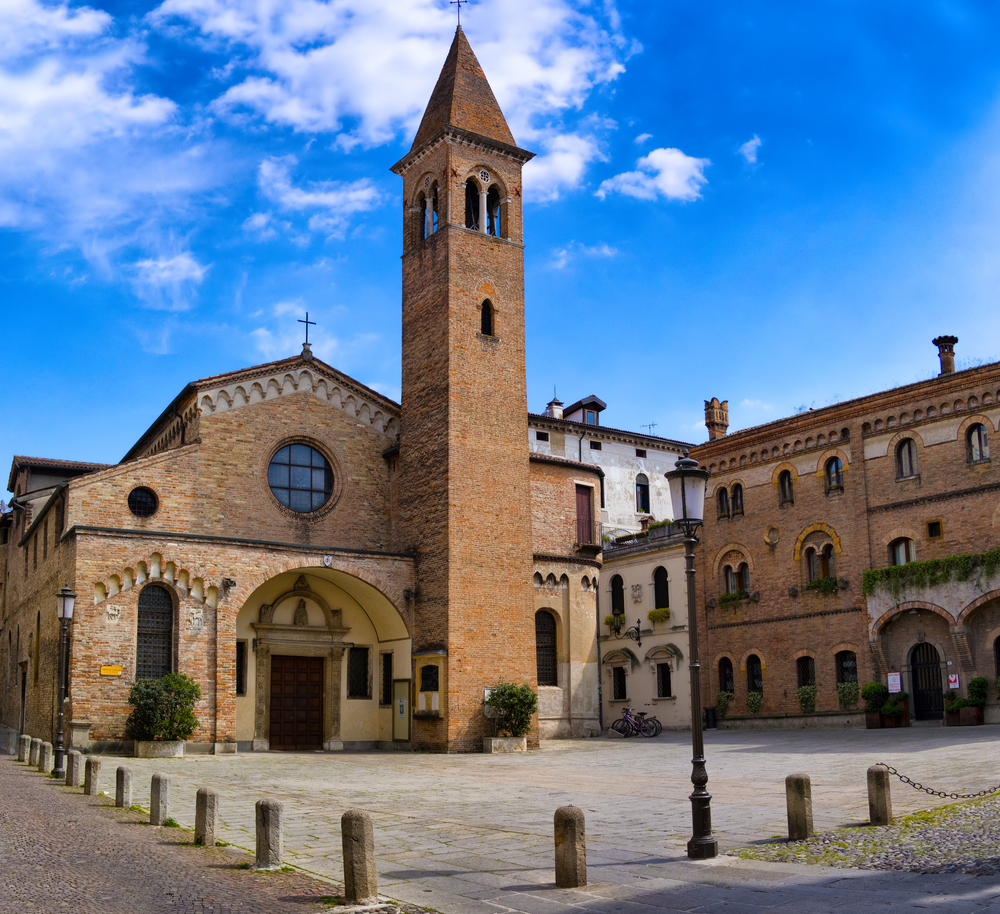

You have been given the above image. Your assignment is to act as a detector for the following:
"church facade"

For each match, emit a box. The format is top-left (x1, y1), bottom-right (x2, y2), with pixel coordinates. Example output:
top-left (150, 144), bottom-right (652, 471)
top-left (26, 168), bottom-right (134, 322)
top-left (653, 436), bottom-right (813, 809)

top-left (0, 29), bottom-right (605, 753)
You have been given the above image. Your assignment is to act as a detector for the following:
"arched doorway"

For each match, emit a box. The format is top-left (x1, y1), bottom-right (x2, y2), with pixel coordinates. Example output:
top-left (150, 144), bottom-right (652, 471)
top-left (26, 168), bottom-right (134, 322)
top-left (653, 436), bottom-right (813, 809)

top-left (910, 642), bottom-right (944, 721)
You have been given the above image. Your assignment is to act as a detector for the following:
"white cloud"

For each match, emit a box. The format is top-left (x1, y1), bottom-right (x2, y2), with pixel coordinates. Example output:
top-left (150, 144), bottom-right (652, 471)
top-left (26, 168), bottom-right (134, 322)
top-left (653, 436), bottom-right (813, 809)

top-left (130, 252), bottom-right (210, 310)
top-left (523, 132), bottom-right (606, 202)
top-left (256, 155), bottom-right (382, 238)
top-left (739, 134), bottom-right (761, 163)
top-left (550, 240), bottom-right (618, 269)
top-left (740, 398), bottom-right (773, 411)
top-left (635, 132), bottom-right (652, 144)
top-left (596, 147), bottom-right (709, 202)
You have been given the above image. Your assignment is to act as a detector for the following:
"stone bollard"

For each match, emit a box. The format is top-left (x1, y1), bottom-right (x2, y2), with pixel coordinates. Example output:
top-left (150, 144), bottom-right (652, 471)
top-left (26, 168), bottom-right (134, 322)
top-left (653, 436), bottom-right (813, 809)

top-left (3, 730), bottom-right (17, 755)
top-left (116, 767), bottom-right (133, 808)
top-left (66, 750), bottom-right (83, 787)
top-left (38, 742), bottom-right (54, 775)
top-left (554, 805), bottom-right (587, 888)
top-left (342, 809), bottom-right (378, 905)
top-left (84, 757), bottom-right (102, 796)
top-left (151, 773), bottom-right (171, 826)
top-left (28, 738), bottom-right (41, 767)
top-left (868, 765), bottom-right (893, 827)
top-left (785, 773), bottom-right (814, 840)
top-left (17, 734), bottom-right (30, 763)
top-left (255, 798), bottom-right (284, 870)
top-left (195, 787), bottom-right (219, 847)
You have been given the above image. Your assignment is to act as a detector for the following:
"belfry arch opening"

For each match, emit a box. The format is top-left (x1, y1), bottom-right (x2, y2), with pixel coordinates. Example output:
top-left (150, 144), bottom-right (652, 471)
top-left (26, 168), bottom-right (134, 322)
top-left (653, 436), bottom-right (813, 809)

top-left (487, 185), bottom-right (502, 236)
top-left (465, 179), bottom-right (480, 230)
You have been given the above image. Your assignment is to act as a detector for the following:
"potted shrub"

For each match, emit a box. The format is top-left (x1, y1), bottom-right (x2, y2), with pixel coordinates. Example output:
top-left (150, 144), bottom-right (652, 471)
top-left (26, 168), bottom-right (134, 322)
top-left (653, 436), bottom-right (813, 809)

top-left (125, 673), bottom-right (201, 758)
top-left (716, 691), bottom-right (733, 720)
top-left (796, 685), bottom-right (817, 714)
top-left (483, 680), bottom-right (537, 753)
top-left (746, 690), bottom-right (763, 715)
top-left (880, 699), bottom-right (904, 728)
top-left (962, 677), bottom-right (988, 726)
top-left (861, 682), bottom-right (888, 729)
top-left (647, 607), bottom-right (670, 627)
top-left (836, 681), bottom-right (859, 711)
top-left (944, 693), bottom-right (962, 726)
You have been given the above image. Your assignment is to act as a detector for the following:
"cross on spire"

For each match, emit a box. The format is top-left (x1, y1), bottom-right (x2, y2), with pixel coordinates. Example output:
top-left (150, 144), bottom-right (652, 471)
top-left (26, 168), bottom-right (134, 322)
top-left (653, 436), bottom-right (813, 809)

top-left (298, 311), bottom-right (316, 346)
top-left (642, 421), bottom-right (658, 434)
top-left (451, 0), bottom-right (467, 26)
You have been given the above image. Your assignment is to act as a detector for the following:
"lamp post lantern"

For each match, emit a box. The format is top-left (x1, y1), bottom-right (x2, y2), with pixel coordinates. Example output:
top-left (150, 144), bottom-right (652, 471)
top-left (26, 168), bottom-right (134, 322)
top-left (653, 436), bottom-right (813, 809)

top-left (665, 454), bottom-right (717, 859)
top-left (52, 583), bottom-right (75, 780)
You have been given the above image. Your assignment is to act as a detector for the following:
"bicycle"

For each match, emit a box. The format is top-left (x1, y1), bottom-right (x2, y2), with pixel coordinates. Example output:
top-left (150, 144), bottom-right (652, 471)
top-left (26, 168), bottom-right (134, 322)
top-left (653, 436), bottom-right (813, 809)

top-left (611, 707), bottom-right (660, 737)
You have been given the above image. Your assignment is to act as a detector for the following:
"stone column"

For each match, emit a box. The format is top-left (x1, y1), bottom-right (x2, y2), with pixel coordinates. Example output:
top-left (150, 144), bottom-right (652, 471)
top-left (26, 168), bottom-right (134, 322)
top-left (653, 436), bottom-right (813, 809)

top-left (785, 773), bottom-right (813, 840)
top-left (66, 750), bottom-right (83, 787)
top-left (28, 738), bottom-right (41, 767)
top-left (868, 765), bottom-right (893, 826)
top-left (38, 742), bottom-right (53, 775)
top-left (151, 773), bottom-right (170, 826)
top-left (116, 767), bottom-right (132, 808)
top-left (342, 809), bottom-right (378, 905)
top-left (195, 787), bottom-right (219, 847)
top-left (84, 757), bottom-right (102, 796)
top-left (324, 647), bottom-right (344, 751)
top-left (255, 798), bottom-right (283, 869)
top-left (479, 189), bottom-right (488, 234)
top-left (554, 806), bottom-right (587, 888)
top-left (253, 644), bottom-right (271, 752)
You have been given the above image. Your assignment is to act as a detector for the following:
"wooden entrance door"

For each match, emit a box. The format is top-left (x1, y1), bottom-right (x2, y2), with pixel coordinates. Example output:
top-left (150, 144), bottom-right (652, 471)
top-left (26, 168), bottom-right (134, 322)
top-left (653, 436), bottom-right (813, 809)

top-left (910, 642), bottom-right (944, 721)
top-left (269, 655), bottom-right (324, 750)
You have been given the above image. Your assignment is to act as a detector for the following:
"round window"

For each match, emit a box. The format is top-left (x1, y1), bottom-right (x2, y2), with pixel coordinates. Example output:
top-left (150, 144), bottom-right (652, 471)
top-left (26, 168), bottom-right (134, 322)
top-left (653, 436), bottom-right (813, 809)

top-left (268, 444), bottom-right (333, 513)
top-left (128, 487), bottom-right (159, 518)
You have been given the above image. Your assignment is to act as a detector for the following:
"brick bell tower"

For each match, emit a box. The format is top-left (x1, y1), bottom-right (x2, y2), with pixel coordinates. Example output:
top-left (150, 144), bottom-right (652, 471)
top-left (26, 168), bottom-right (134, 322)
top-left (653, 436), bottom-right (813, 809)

top-left (391, 27), bottom-right (537, 751)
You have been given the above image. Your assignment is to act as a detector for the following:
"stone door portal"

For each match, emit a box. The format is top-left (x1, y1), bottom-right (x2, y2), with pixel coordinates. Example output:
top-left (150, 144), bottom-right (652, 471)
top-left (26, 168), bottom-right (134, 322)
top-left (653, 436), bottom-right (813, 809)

top-left (269, 655), bottom-right (324, 749)
top-left (910, 642), bottom-right (944, 721)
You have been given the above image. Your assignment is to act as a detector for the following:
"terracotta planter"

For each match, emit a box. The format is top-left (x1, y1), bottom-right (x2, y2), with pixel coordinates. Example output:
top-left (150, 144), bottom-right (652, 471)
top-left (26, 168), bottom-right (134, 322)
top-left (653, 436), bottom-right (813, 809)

top-left (945, 710), bottom-right (961, 726)
top-left (135, 740), bottom-right (184, 758)
top-left (880, 713), bottom-right (902, 728)
top-left (959, 706), bottom-right (984, 726)
top-left (865, 712), bottom-right (882, 729)
top-left (483, 737), bottom-right (527, 754)
top-left (899, 699), bottom-right (910, 727)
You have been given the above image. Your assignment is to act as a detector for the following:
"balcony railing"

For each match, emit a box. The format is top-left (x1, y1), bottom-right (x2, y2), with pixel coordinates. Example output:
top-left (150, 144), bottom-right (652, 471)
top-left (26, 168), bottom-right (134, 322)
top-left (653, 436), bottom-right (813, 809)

top-left (602, 522), bottom-right (685, 554)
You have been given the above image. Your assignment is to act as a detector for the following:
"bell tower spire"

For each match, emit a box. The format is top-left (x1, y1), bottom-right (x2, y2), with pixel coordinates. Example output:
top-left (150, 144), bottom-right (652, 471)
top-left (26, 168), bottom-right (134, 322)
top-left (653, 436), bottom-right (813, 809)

top-left (392, 29), bottom-right (536, 752)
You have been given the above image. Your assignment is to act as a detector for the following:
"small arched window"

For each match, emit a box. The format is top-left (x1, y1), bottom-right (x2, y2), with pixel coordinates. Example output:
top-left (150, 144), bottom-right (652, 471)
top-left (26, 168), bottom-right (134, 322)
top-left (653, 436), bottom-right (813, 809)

top-left (896, 439), bottom-right (917, 478)
top-left (723, 565), bottom-right (737, 594)
top-left (465, 180), bottom-right (480, 230)
top-left (737, 562), bottom-right (750, 594)
top-left (480, 300), bottom-right (494, 336)
top-left (635, 474), bottom-right (650, 513)
top-left (779, 470), bottom-right (794, 506)
top-left (968, 423), bottom-right (990, 463)
top-left (804, 547), bottom-right (818, 583)
top-left (796, 656), bottom-right (815, 687)
top-left (888, 537), bottom-right (915, 566)
top-left (137, 584), bottom-right (173, 679)
top-left (719, 657), bottom-right (735, 694)
top-left (487, 185), bottom-right (502, 236)
top-left (825, 457), bottom-right (843, 492)
top-left (746, 654), bottom-right (763, 693)
top-left (717, 487), bottom-right (730, 519)
top-left (835, 650), bottom-right (857, 684)
top-left (535, 610), bottom-right (557, 687)
top-left (731, 484), bottom-right (744, 516)
top-left (821, 543), bottom-right (834, 579)
top-left (653, 566), bottom-right (669, 609)
top-left (417, 191), bottom-right (427, 241)
top-left (610, 575), bottom-right (625, 614)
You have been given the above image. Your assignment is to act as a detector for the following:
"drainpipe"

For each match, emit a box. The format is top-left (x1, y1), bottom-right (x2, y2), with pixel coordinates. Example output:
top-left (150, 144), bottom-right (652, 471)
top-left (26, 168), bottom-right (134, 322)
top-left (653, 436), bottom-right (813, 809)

top-left (595, 589), bottom-right (604, 732)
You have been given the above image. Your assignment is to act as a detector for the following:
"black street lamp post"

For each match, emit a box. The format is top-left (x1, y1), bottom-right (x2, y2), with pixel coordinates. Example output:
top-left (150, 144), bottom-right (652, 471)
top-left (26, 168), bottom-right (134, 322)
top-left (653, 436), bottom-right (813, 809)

top-left (52, 583), bottom-right (76, 780)
top-left (665, 454), bottom-right (718, 860)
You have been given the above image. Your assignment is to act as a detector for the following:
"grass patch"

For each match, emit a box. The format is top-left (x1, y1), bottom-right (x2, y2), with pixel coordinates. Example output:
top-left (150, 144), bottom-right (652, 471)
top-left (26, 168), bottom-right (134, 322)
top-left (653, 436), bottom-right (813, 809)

top-left (162, 817), bottom-right (180, 828)
top-left (215, 840), bottom-right (230, 847)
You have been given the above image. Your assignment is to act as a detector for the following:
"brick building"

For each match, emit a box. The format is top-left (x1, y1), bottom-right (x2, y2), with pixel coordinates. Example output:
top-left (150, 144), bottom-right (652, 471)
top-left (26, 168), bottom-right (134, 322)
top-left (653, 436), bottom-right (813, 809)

top-left (0, 28), bottom-right (604, 753)
top-left (691, 338), bottom-right (1000, 725)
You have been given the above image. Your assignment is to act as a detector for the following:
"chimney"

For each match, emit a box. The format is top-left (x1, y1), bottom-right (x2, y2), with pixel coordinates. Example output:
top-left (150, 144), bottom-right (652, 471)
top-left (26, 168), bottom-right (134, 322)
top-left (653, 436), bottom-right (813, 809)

top-left (705, 398), bottom-right (729, 440)
top-left (545, 396), bottom-right (564, 420)
top-left (932, 336), bottom-right (958, 376)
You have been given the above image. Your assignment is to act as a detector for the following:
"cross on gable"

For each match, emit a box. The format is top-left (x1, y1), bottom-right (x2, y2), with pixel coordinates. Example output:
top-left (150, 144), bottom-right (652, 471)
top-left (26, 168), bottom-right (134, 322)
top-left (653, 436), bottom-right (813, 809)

top-left (298, 312), bottom-right (316, 346)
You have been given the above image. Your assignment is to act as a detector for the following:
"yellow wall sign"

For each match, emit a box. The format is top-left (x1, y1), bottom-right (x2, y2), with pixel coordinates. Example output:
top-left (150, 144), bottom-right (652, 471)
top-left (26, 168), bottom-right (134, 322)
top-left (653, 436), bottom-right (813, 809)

top-left (100, 665), bottom-right (123, 677)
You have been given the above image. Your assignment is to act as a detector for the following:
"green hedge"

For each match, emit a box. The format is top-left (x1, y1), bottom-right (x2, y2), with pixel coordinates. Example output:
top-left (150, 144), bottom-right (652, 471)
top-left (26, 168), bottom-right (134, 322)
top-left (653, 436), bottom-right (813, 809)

top-left (862, 545), bottom-right (1000, 598)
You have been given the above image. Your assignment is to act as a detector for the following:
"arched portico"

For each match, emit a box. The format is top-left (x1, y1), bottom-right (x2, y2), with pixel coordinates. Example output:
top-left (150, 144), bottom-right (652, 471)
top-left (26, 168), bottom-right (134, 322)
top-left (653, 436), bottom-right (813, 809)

top-left (235, 567), bottom-right (412, 751)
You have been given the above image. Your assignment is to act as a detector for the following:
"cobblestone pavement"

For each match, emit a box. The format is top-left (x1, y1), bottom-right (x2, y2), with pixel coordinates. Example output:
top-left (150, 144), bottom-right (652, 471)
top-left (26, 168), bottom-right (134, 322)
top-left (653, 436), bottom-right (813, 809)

top-left (6, 727), bottom-right (1000, 912)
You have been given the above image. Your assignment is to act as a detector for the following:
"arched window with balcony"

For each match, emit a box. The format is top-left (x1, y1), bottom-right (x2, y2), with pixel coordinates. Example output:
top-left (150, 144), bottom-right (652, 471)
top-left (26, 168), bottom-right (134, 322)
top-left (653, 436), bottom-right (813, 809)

top-left (968, 423), bottom-right (990, 463)
top-left (731, 483), bottom-right (744, 516)
top-left (718, 657), bottom-right (735, 694)
top-left (746, 654), bottom-right (763, 693)
top-left (610, 575), bottom-right (625, 615)
top-left (534, 610), bottom-right (557, 687)
top-left (896, 438), bottom-right (917, 478)
top-left (653, 566), bottom-right (669, 609)
top-left (717, 487), bottom-right (730, 519)
top-left (825, 456), bottom-right (844, 492)
top-left (635, 474), bottom-right (650, 513)
top-left (888, 537), bottom-right (915, 566)
top-left (779, 470), bottom-right (794, 506)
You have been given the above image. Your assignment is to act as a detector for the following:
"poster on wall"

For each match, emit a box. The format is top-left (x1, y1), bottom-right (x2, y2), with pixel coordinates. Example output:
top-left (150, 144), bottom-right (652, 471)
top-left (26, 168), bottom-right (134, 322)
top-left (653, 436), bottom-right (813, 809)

top-left (887, 672), bottom-right (901, 693)
top-left (948, 673), bottom-right (960, 689)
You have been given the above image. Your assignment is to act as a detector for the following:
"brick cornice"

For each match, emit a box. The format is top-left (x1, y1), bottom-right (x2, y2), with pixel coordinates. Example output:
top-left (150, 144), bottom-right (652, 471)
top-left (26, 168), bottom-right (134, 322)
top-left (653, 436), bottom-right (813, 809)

top-left (707, 606), bottom-right (863, 631)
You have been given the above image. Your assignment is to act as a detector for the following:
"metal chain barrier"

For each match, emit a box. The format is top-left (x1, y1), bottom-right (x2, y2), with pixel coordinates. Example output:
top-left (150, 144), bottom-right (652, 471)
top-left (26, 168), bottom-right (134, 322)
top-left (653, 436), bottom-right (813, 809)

top-left (877, 763), bottom-right (1000, 800)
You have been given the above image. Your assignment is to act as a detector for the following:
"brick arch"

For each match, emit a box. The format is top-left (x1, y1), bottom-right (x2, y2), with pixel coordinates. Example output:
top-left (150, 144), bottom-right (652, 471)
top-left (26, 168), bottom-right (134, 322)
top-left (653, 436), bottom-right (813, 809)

top-left (957, 589), bottom-right (1000, 625)
top-left (411, 173), bottom-right (439, 206)
top-left (957, 413), bottom-right (997, 438)
top-left (770, 461), bottom-right (798, 485)
top-left (707, 480), bottom-right (730, 498)
top-left (830, 641), bottom-right (859, 655)
top-left (739, 648), bottom-right (767, 672)
top-left (792, 523), bottom-right (842, 561)
top-left (814, 447), bottom-right (850, 476)
top-left (879, 527), bottom-right (922, 555)
top-left (870, 601), bottom-right (954, 636)
top-left (793, 648), bottom-right (816, 660)
top-left (713, 650), bottom-right (736, 665)
top-left (711, 542), bottom-right (755, 576)
top-left (886, 428), bottom-right (926, 451)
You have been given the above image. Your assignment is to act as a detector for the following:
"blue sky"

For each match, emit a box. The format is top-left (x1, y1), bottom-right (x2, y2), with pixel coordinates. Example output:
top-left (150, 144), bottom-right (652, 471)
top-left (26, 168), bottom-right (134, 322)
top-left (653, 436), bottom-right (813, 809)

top-left (5, 0), bottom-right (1000, 496)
